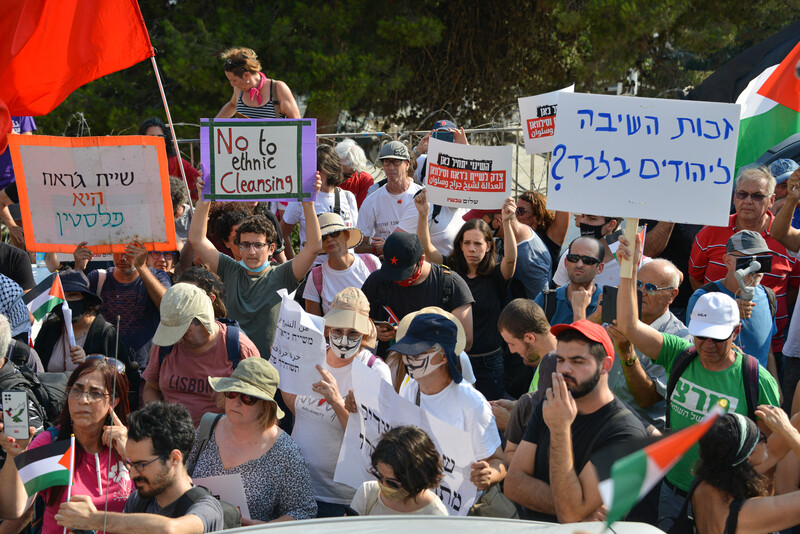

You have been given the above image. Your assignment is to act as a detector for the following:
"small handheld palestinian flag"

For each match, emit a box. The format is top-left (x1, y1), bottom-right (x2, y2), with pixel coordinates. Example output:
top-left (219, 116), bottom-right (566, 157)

top-left (13, 435), bottom-right (74, 496)
top-left (23, 273), bottom-right (62, 321)
top-left (598, 403), bottom-right (726, 526)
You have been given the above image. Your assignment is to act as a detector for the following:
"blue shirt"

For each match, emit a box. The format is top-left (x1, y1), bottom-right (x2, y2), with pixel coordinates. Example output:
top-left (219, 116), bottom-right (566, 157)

top-left (687, 281), bottom-right (776, 368)
top-left (534, 283), bottom-right (600, 326)
top-left (0, 116), bottom-right (36, 189)
top-left (511, 232), bottom-right (552, 300)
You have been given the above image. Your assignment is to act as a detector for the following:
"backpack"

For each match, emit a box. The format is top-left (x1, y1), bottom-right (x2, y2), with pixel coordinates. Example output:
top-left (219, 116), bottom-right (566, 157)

top-left (132, 485), bottom-right (242, 530)
top-left (8, 339), bottom-right (32, 368)
top-left (0, 360), bottom-right (64, 430)
top-left (698, 282), bottom-right (776, 319)
top-left (539, 289), bottom-right (559, 324)
top-left (665, 345), bottom-right (760, 430)
top-left (158, 318), bottom-right (242, 369)
top-left (310, 254), bottom-right (380, 304)
top-left (372, 264), bottom-right (454, 319)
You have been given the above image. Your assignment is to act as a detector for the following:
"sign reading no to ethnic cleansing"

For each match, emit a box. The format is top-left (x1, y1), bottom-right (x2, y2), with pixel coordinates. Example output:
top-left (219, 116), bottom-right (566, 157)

top-left (200, 118), bottom-right (317, 202)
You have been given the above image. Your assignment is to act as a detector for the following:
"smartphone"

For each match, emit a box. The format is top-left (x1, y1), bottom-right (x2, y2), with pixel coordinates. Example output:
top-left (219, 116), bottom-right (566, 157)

top-left (2, 391), bottom-right (29, 439)
top-left (373, 320), bottom-right (392, 328)
top-left (736, 255), bottom-right (772, 274)
top-left (432, 130), bottom-right (455, 143)
top-left (602, 286), bottom-right (643, 325)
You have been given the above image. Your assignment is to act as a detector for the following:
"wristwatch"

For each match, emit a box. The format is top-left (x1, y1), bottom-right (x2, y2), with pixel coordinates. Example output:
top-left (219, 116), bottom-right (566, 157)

top-left (623, 354), bottom-right (637, 366)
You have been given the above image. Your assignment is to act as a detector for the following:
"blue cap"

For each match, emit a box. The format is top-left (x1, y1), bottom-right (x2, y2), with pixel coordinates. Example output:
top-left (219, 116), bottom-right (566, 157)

top-left (433, 119), bottom-right (457, 131)
top-left (391, 313), bottom-right (463, 383)
top-left (769, 158), bottom-right (799, 185)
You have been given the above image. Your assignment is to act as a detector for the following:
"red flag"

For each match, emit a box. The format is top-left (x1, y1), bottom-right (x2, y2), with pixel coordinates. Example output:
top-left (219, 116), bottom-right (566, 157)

top-left (757, 39), bottom-right (800, 113)
top-left (0, 0), bottom-right (154, 116)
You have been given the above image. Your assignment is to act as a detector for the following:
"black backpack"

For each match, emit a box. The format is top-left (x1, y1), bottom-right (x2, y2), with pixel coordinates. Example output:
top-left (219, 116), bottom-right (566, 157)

top-left (539, 289), bottom-right (559, 323)
top-left (0, 360), bottom-right (65, 429)
top-left (132, 485), bottom-right (242, 530)
top-left (158, 318), bottom-right (242, 368)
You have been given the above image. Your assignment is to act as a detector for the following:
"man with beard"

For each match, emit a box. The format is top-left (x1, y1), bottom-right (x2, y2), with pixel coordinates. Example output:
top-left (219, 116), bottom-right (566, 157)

top-left (55, 402), bottom-right (224, 533)
top-left (504, 320), bottom-right (647, 523)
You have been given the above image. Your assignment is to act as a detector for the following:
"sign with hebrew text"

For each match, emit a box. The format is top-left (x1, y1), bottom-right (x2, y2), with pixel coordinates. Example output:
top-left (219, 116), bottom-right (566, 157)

top-left (8, 135), bottom-right (176, 254)
top-left (518, 84), bottom-right (575, 154)
top-left (546, 93), bottom-right (740, 226)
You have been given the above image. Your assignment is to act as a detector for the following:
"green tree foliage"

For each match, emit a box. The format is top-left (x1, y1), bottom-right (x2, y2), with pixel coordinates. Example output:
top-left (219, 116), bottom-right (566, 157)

top-left (32, 0), bottom-right (798, 138)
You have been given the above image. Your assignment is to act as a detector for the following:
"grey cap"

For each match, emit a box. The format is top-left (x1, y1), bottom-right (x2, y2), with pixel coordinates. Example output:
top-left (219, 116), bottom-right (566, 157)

top-left (379, 141), bottom-right (410, 161)
top-left (726, 230), bottom-right (771, 255)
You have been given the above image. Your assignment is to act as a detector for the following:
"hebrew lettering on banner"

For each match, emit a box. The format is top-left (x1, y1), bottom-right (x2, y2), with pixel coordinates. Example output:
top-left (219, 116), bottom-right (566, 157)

top-left (200, 118), bottom-right (318, 203)
top-left (269, 289), bottom-right (326, 397)
top-left (334, 359), bottom-right (480, 516)
top-left (518, 84), bottom-right (575, 154)
top-left (7, 135), bottom-right (177, 254)
top-left (546, 92), bottom-right (740, 227)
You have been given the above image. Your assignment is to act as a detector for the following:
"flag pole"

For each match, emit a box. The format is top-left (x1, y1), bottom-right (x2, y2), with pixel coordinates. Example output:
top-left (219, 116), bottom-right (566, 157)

top-left (63, 434), bottom-right (76, 534)
top-left (150, 56), bottom-right (195, 214)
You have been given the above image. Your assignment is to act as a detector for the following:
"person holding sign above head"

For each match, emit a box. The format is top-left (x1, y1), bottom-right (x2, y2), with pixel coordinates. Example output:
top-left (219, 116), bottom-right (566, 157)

top-left (216, 47), bottom-right (301, 120)
top-left (139, 117), bottom-right (201, 203)
top-left (515, 190), bottom-right (570, 277)
top-left (281, 145), bottom-right (358, 261)
top-left (350, 425), bottom-right (448, 516)
top-left (355, 142), bottom-right (421, 258)
top-left (282, 287), bottom-right (392, 518)
top-left (189, 173), bottom-right (321, 365)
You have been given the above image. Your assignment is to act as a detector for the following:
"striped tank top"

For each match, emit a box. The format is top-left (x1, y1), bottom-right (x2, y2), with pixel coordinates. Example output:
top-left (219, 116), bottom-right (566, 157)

top-left (236, 78), bottom-right (284, 118)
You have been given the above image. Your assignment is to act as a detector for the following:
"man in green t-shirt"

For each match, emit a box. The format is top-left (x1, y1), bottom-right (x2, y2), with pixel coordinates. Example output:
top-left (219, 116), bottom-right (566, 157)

top-left (615, 235), bottom-right (779, 532)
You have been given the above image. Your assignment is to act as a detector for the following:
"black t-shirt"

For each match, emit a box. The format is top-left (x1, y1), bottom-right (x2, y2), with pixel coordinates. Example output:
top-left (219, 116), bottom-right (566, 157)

top-left (362, 263), bottom-right (474, 356)
top-left (505, 352), bottom-right (557, 444)
top-left (0, 242), bottom-right (34, 291)
top-left (640, 220), bottom-right (701, 310)
top-left (520, 397), bottom-right (647, 522)
top-left (537, 230), bottom-right (562, 278)
top-left (464, 264), bottom-right (509, 354)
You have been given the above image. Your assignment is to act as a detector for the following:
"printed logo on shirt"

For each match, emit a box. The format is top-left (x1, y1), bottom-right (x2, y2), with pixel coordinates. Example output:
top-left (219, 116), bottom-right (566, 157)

top-left (670, 377), bottom-right (739, 422)
top-left (168, 375), bottom-right (213, 394)
top-left (296, 395), bottom-right (337, 423)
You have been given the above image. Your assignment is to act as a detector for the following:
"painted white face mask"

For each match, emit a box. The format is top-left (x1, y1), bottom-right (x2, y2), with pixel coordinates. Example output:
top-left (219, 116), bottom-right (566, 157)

top-left (329, 331), bottom-right (362, 359)
top-left (402, 344), bottom-right (446, 379)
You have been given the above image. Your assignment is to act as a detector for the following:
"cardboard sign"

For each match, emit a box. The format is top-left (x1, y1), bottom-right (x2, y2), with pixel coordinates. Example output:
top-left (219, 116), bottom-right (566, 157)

top-left (8, 135), bottom-right (176, 254)
top-left (546, 93), bottom-right (740, 226)
top-left (192, 474), bottom-right (251, 519)
top-left (269, 288), bottom-right (326, 397)
top-left (425, 139), bottom-right (513, 210)
top-left (334, 360), bottom-right (479, 516)
top-left (200, 118), bottom-right (317, 202)
top-left (518, 84), bottom-right (575, 154)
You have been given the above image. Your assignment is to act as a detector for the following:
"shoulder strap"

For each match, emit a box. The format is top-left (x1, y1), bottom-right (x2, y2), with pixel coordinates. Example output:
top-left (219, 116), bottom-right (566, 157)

top-left (187, 413), bottom-right (224, 476)
top-left (742, 354), bottom-right (760, 421)
top-left (311, 265), bottom-right (323, 302)
top-left (9, 340), bottom-right (30, 368)
top-left (666, 346), bottom-right (699, 430)
top-left (367, 354), bottom-right (377, 368)
top-left (542, 289), bottom-right (558, 323)
top-left (333, 187), bottom-right (341, 215)
top-left (132, 494), bottom-right (153, 514)
top-left (171, 486), bottom-right (211, 518)
top-left (440, 266), bottom-right (453, 308)
top-left (724, 499), bottom-right (746, 534)
top-left (699, 281), bottom-right (720, 295)
top-left (222, 321), bottom-right (241, 369)
top-left (430, 204), bottom-right (442, 224)
top-left (96, 269), bottom-right (107, 297)
top-left (358, 253), bottom-right (379, 272)
top-left (763, 286), bottom-right (777, 319)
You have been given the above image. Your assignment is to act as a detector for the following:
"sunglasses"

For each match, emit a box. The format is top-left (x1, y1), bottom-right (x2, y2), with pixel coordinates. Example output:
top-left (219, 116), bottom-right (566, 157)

top-left (85, 354), bottom-right (126, 374)
top-left (369, 466), bottom-right (403, 490)
top-left (734, 191), bottom-right (769, 202)
top-left (694, 334), bottom-right (729, 343)
top-left (223, 391), bottom-right (259, 405)
top-left (515, 207), bottom-right (529, 216)
top-left (382, 159), bottom-right (406, 168)
top-left (566, 254), bottom-right (601, 266)
top-left (323, 230), bottom-right (342, 240)
top-left (637, 280), bottom-right (676, 295)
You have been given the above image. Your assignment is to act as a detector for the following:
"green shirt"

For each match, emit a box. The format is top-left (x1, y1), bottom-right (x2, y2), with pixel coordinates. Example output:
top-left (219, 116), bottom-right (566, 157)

top-left (658, 333), bottom-right (780, 491)
top-left (216, 254), bottom-right (299, 359)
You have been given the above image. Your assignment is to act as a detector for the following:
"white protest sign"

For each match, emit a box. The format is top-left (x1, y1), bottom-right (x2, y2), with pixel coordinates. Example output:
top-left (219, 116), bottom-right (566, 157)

top-left (546, 93), bottom-right (740, 226)
top-left (269, 288), bottom-right (326, 397)
top-left (425, 139), bottom-right (512, 210)
top-left (8, 135), bottom-right (177, 254)
top-left (518, 84), bottom-right (575, 154)
top-left (334, 361), bottom-right (479, 516)
top-left (192, 473), bottom-right (251, 519)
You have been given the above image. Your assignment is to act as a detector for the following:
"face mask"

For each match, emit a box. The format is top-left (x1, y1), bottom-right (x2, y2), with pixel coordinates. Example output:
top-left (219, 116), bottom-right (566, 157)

top-left (579, 222), bottom-right (605, 239)
top-left (328, 332), bottom-right (362, 359)
top-left (403, 346), bottom-right (446, 380)
top-left (238, 259), bottom-right (270, 273)
top-left (395, 262), bottom-right (423, 287)
top-left (67, 299), bottom-right (87, 322)
top-left (378, 480), bottom-right (409, 501)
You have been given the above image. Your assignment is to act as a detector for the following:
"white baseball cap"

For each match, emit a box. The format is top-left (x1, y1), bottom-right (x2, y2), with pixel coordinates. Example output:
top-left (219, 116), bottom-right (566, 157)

top-left (688, 292), bottom-right (740, 340)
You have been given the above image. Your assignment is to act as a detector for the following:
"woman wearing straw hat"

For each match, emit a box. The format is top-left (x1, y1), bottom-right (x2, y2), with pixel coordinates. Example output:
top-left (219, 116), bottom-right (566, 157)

top-left (303, 212), bottom-right (380, 316)
top-left (188, 358), bottom-right (317, 523)
top-left (283, 287), bottom-right (392, 517)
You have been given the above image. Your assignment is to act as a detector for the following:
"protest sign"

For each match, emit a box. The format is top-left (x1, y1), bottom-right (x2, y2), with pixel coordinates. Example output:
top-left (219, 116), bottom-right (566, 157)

top-left (518, 84), bottom-right (575, 154)
top-left (546, 93), bottom-right (740, 227)
top-left (8, 135), bottom-right (176, 254)
top-left (192, 474), bottom-right (251, 519)
top-left (200, 118), bottom-right (317, 203)
top-left (269, 288), bottom-right (326, 397)
top-left (334, 360), bottom-right (479, 516)
top-left (425, 139), bottom-right (512, 210)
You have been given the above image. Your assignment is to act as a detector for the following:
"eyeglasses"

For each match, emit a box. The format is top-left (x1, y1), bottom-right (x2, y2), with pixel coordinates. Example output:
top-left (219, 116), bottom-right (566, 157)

top-left (734, 191), bottom-right (769, 202)
top-left (758, 430), bottom-right (768, 444)
top-left (382, 159), bottom-right (406, 168)
top-left (637, 280), bottom-right (676, 295)
top-left (223, 391), bottom-right (259, 406)
top-left (566, 254), bottom-right (601, 266)
top-left (238, 241), bottom-right (268, 251)
top-left (124, 454), bottom-right (167, 473)
top-left (369, 466), bottom-right (403, 490)
top-left (330, 329), bottom-right (363, 342)
top-left (224, 58), bottom-right (244, 69)
top-left (322, 230), bottom-right (342, 240)
top-left (694, 334), bottom-right (729, 343)
top-left (515, 207), bottom-right (529, 216)
top-left (148, 251), bottom-right (177, 259)
top-left (67, 386), bottom-right (110, 402)
top-left (85, 354), bottom-right (126, 374)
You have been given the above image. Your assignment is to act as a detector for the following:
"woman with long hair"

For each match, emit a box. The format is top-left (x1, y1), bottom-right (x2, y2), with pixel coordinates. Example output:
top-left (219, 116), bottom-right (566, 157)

top-left (415, 190), bottom-right (517, 400)
top-left (0, 358), bottom-right (133, 533)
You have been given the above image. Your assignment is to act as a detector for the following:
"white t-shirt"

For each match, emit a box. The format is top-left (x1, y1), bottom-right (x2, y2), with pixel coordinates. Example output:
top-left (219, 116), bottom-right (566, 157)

top-left (303, 254), bottom-right (381, 314)
top-left (291, 350), bottom-right (392, 504)
top-left (357, 183), bottom-right (422, 240)
top-left (428, 206), bottom-right (466, 258)
top-left (399, 380), bottom-right (501, 461)
top-left (552, 247), bottom-right (651, 290)
top-left (283, 188), bottom-right (358, 246)
top-left (350, 481), bottom-right (448, 516)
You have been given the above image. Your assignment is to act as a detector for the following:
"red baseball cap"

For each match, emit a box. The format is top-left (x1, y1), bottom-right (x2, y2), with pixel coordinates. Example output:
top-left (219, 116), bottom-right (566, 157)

top-left (550, 319), bottom-right (615, 363)
top-left (462, 209), bottom-right (500, 222)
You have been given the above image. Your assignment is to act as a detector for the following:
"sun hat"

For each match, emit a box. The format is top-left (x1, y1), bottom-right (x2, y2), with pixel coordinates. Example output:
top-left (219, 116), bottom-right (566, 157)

top-left (152, 283), bottom-right (215, 346)
top-left (208, 358), bottom-right (284, 419)
top-left (392, 308), bottom-right (464, 384)
top-left (59, 269), bottom-right (102, 307)
top-left (318, 212), bottom-right (363, 249)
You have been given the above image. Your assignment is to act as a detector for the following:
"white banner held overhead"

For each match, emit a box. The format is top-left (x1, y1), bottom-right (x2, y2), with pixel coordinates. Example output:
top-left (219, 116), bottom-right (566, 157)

top-left (518, 84), bottom-right (575, 154)
top-left (425, 139), bottom-right (512, 210)
top-left (545, 92), bottom-right (740, 226)
top-left (269, 288), bottom-right (326, 397)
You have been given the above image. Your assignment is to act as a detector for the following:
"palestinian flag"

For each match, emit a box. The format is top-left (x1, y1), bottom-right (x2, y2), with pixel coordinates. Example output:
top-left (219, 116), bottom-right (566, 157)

top-left (23, 273), bottom-right (64, 321)
top-left (13, 438), bottom-right (72, 495)
top-left (735, 39), bottom-right (800, 172)
top-left (598, 404), bottom-right (725, 526)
